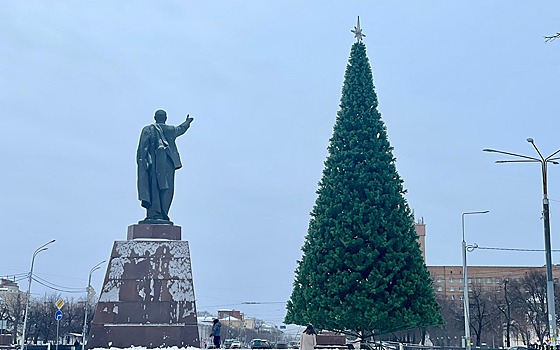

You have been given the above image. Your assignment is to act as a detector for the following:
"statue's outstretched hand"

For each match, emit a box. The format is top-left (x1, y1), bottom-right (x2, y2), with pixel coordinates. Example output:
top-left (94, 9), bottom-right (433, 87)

top-left (186, 114), bottom-right (194, 123)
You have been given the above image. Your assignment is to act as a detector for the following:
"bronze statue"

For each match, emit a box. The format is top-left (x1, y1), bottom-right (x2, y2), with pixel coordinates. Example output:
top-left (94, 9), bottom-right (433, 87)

top-left (137, 109), bottom-right (193, 224)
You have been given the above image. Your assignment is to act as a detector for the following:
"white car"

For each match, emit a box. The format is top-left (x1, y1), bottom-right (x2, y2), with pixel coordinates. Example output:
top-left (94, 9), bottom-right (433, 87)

top-left (231, 341), bottom-right (242, 349)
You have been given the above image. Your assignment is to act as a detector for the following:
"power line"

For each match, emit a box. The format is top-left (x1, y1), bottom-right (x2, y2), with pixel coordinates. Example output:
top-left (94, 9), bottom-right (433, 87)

top-left (13, 276), bottom-right (28, 283)
top-left (32, 278), bottom-right (85, 294)
top-left (33, 274), bottom-right (84, 291)
top-left (475, 245), bottom-right (560, 252)
top-left (1, 272), bottom-right (28, 278)
top-left (31, 275), bottom-right (86, 294)
top-left (242, 301), bottom-right (285, 305)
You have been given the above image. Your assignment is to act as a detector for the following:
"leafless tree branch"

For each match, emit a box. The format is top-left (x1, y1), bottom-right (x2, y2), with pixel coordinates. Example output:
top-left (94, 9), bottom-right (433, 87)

top-left (544, 32), bottom-right (560, 42)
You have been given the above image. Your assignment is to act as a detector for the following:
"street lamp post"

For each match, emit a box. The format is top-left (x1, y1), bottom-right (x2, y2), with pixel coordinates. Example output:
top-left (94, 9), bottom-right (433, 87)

top-left (462, 211), bottom-right (489, 350)
top-left (484, 139), bottom-right (560, 344)
top-left (82, 260), bottom-right (105, 350)
top-left (228, 312), bottom-right (232, 339)
top-left (20, 239), bottom-right (55, 350)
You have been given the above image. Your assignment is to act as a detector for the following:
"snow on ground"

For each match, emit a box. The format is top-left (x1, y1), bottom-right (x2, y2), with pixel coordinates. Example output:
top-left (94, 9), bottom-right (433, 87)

top-left (90, 348), bottom-right (256, 350)
top-left (90, 347), bottom-right (202, 350)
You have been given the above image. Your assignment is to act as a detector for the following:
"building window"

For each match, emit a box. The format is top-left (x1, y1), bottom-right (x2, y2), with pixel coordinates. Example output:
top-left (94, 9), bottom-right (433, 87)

top-left (486, 278), bottom-right (493, 284)
top-left (495, 278), bottom-right (502, 283)
top-left (459, 287), bottom-right (464, 292)
top-left (450, 287), bottom-right (455, 292)
top-left (458, 278), bottom-right (463, 283)
top-left (459, 295), bottom-right (464, 300)
top-left (468, 287), bottom-right (473, 292)
top-left (438, 286), bottom-right (443, 292)
top-left (450, 295), bottom-right (455, 300)
top-left (467, 278), bottom-right (472, 284)
top-left (476, 278), bottom-right (483, 283)
top-left (437, 277), bottom-right (442, 283)
top-left (450, 277), bottom-right (454, 283)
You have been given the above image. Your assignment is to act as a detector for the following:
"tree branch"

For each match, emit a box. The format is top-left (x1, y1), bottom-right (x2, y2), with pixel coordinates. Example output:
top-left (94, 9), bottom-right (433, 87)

top-left (544, 32), bottom-right (560, 42)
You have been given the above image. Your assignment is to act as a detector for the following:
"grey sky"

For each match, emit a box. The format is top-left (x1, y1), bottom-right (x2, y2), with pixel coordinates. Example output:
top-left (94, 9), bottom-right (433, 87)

top-left (1, 1), bottom-right (559, 326)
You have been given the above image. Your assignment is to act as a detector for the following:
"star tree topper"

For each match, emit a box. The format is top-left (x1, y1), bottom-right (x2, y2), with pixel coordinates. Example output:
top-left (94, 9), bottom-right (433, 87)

top-left (351, 16), bottom-right (365, 42)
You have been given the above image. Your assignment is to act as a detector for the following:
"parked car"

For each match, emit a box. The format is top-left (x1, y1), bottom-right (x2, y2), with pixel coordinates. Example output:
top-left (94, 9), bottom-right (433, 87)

top-left (508, 347), bottom-right (528, 350)
top-left (231, 341), bottom-right (242, 349)
top-left (251, 339), bottom-right (272, 349)
top-left (276, 342), bottom-right (288, 349)
top-left (223, 339), bottom-right (237, 349)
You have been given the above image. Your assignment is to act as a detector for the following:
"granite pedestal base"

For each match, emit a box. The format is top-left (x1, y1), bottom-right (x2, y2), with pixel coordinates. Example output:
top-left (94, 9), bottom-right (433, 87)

top-left (87, 224), bottom-right (199, 349)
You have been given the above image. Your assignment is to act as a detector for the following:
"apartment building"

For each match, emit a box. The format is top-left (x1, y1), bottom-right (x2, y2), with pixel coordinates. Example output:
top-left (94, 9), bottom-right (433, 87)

top-left (428, 265), bottom-right (560, 300)
top-left (0, 278), bottom-right (19, 295)
top-left (413, 221), bottom-right (559, 300)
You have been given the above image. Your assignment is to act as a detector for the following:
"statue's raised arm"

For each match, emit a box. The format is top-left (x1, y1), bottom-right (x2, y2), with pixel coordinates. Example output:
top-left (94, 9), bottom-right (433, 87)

top-left (175, 114), bottom-right (194, 137)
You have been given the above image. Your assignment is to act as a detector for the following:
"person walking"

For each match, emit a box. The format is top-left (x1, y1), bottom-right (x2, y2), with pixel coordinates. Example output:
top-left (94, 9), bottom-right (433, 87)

top-left (300, 324), bottom-right (317, 350)
top-left (211, 318), bottom-right (222, 348)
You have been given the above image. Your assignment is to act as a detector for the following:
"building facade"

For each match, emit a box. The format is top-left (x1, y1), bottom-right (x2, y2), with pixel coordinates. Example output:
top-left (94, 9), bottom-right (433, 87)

top-left (413, 221), bottom-right (560, 346)
top-left (427, 265), bottom-right (560, 300)
top-left (0, 278), bottom-right (19, 296)
top-left (413, 222), bottom-right (559, 300)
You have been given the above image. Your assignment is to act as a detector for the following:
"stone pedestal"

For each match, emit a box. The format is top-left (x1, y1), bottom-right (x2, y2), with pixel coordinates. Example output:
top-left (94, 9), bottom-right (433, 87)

top-left (87, 225), bottom-right (199, 349)
top-left (127, 224), bottom-right (182, 240)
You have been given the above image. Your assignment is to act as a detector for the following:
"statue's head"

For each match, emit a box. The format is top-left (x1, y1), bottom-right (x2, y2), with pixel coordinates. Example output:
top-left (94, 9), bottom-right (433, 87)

top-left (154, 109), bottom-right (167, 123)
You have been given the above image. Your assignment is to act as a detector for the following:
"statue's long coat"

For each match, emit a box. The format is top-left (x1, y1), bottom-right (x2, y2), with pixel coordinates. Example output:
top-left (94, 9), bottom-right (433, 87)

top-left (136, 121), bottom-right (190, 210)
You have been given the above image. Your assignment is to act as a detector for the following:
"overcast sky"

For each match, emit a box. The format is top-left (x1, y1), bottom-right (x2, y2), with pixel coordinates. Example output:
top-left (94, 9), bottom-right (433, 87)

top-left (1, 1), bottom-right (560, 327)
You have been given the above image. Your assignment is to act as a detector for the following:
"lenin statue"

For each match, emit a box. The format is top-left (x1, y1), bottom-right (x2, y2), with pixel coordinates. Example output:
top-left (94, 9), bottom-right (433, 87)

top-left (136, 109), bottom-right (193, 224)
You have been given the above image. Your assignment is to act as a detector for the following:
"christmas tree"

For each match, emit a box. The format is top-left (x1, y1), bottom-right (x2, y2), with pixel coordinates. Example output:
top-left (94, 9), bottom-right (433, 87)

top-left (285, 18), bottom-right (442, 339)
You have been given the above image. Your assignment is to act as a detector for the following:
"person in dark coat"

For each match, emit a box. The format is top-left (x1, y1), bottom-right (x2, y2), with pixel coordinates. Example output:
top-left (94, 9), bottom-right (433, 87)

top-left (137, 109), bottom-right (193, 223)
top-left (210, 318), bottom-right (222, 348)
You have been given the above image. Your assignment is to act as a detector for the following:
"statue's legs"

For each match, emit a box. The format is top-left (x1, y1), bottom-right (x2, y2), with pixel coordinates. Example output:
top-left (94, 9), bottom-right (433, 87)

top-left (144, 156), bottom-right (175, 223)
top-left (160, 167), bottom-right (175, 219)
top-left (146, 172), bottom-right (164, 220)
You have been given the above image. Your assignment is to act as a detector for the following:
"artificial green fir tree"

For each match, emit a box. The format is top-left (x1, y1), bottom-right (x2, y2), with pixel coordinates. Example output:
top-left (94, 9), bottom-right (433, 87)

top-left (285, 19), bottom-right (442, 339)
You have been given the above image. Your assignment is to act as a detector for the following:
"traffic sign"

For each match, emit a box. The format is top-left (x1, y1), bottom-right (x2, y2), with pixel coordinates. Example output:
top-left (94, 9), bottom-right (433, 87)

top-left (55, 299), bottom-right (64, 309)
top-left (55, 310), bottom-right (63, 321)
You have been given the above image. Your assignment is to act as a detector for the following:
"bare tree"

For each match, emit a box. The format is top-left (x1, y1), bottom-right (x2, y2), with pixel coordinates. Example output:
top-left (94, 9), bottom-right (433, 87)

top-left (2, 292), bottom-right (25, 344)
top-left (496, 279), bottom-right (516, 347)
top-left (511, 271), bottom-right (548, 345)
top-left (0, 295), bottom-right (9, 329)
top-left (468, 283), bottom-right (499, 346)
top-left (27, 294), bottom-right (59, 343)
top-left (61, 297), bottom-right (86, 337)
top-left (425, 296), bottom-right (464, 347)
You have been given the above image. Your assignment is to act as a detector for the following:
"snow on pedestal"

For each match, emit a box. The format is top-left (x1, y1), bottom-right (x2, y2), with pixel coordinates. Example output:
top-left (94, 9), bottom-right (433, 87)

top-left (87, 225), bottom-right (199, 349)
